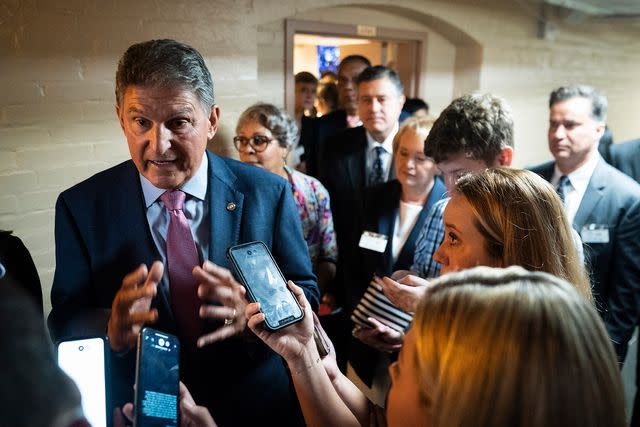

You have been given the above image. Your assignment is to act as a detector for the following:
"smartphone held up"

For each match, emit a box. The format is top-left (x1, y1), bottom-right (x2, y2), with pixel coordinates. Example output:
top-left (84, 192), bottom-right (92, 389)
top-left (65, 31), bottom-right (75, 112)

top-left (227, 241), bottom-right (304, 331)
top-left (134, 327), bottom-right (180, 427)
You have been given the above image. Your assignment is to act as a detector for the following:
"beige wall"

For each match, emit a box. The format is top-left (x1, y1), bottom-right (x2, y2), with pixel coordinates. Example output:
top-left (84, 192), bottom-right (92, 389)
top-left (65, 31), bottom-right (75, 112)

top-left (1, 0), bottom-right (639, 314)
top-left (294, 44), bottom-right (320, 76)
top-left (340, 41), bottom-right (383, 66)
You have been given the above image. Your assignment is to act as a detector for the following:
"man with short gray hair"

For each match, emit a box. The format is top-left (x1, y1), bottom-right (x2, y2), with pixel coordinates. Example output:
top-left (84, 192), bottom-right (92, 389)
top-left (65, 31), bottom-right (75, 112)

top-left (50, 39), bottom-right (318, 427)
top-left (530, 84), bottom-right (640, 366)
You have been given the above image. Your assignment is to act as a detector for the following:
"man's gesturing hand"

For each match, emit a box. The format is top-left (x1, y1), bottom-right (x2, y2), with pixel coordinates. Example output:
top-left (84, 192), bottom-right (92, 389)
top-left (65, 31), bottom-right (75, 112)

top-left (193, 261), bottom-right (247, 348)
top-left (108, 261), bottom-right (162, 352)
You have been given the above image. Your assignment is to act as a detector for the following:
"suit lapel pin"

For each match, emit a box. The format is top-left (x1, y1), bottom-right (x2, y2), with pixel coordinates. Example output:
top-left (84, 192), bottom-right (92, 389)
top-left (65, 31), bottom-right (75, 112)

top-left (226, 202), bottom-right (236, 212)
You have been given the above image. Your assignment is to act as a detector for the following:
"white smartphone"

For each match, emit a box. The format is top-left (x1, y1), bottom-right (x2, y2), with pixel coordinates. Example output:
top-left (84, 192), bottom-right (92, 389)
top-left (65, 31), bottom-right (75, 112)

top-left (57, 336), bottom-right (109, 427)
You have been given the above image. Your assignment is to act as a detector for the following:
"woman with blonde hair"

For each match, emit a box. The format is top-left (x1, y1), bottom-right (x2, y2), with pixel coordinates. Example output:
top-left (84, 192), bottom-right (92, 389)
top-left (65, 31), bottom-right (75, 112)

top-left (434, 167), bottom-right (591, 296)
top-left (388, 266), bottom-right (624, 427)
top-left (383, 167), bottom-right (592, 312)
top-left (246, 266), bottom-right (623, 427)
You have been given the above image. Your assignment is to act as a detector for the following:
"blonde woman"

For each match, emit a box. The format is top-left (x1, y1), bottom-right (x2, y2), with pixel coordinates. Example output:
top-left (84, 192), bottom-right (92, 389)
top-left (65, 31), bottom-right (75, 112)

top-left (246, 266), bottom-right (622, 427)
top-left (383, 168), bottom-right (592, 312)
top-left (388, 266), bottom-right (623, 427)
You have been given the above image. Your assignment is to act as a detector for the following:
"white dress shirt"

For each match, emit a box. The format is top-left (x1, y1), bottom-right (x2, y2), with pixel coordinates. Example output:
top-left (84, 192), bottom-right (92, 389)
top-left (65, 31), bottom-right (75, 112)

top-left (365, 122), bottom-right (398, 184)
top-left (551, 154), bottom-right (599, 224)
top-left (391, 201), bottom-right (423, 264)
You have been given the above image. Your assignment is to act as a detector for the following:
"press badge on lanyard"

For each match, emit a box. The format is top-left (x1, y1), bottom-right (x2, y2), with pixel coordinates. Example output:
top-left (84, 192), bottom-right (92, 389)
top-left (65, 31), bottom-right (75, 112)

top-left (359, 231), bottom-right (388, 253)
top-left (580, 224), bottom-right (609, 244)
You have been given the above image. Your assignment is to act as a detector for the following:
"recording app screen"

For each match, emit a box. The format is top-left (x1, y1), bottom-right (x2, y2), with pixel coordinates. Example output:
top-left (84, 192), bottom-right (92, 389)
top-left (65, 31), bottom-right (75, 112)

top-left (138, 331), bottom-right (179, 427)
top-left (235, 244), bottom-right (302, 327)
top-left (57, 338), bottom-right (107, 427)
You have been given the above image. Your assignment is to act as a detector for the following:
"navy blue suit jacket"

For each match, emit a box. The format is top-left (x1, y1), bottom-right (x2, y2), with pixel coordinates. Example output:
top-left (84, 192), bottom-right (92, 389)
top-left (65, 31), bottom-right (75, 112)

top-left (530, 158), bottom-right (640, 363)
top-left (324, 126), bottom-right (396, 304)
top-left (49, 151), bottom-right (319, 427)
top-left (300, 109), bottom-right (347, 180)
top-left (610, 138), bottom-right (640, 183)
top-left (349, 177), bottom-right (446, 385)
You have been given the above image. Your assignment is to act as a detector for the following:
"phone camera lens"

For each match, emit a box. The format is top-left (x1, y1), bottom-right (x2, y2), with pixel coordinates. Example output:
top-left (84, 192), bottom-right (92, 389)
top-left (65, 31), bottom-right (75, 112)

top-left (247, 250), bottom-right (252, 255)
top-left (78, 345), bottom-right (84, 351)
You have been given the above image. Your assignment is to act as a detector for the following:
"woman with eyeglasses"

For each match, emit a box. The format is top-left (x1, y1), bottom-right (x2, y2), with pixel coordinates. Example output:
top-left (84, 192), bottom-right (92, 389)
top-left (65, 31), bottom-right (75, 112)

top-left (234, 103), bottom-right (338, 297)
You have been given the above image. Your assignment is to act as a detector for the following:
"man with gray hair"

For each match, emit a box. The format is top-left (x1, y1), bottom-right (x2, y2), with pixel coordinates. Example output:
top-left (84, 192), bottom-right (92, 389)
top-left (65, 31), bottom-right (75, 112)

top-left (49, 39), bottom-right (318, 427)
top-left (530, 84), bottom-right (640, 366)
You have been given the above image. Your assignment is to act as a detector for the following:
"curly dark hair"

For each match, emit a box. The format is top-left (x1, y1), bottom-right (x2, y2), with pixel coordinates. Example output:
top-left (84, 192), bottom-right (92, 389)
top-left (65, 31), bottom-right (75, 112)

top-left (424, 94), bottom-right (514, 164)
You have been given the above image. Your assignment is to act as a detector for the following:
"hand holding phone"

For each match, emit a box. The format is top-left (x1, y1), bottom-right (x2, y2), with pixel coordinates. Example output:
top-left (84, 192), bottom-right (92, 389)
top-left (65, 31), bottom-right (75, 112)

top-left (134, 328), bottom-right (180, 427)
top-left (228, 241), bottom-right (304, 330)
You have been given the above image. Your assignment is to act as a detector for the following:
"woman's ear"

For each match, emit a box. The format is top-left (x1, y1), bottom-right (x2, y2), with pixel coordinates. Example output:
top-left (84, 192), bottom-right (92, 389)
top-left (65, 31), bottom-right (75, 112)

top-left (496, 146), bottom-right (514, 167)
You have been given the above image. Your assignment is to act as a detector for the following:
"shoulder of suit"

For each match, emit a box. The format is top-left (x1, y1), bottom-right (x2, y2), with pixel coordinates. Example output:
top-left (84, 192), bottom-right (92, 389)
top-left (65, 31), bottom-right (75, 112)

top-left (327, 126), bottom-right (366, 151)
top-left (318, 109), bottom-right (346, 124)
top-left (0, 231), bottom-right (21, 249)
top-left (527, 160), bottom-right (554, 175)
top-left (595, 160), bottom-right (640, 196)
top-left (60, 159), bottom-right (136, 200)
top-left (210, 152), bottom-right (288, 191)
top-left (610, 138), bottom-right (640, 158)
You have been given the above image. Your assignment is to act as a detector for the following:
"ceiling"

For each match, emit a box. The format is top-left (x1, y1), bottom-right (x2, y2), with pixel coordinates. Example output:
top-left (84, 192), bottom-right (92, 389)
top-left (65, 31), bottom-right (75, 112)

top-left (544, 0), bottom-right (640, 16)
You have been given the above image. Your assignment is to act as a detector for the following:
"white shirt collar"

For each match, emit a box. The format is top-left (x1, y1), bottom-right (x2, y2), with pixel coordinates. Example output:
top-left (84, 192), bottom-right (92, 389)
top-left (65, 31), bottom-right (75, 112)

top-left (365, 122), bottom-right (398, 154)
top-left (139, 153), bottom-right (209, 208)
top-left (551, 153), bottom-right (600, 194)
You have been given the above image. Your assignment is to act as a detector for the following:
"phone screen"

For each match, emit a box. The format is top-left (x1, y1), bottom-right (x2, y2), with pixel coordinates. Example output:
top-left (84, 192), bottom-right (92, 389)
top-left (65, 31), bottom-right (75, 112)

top-left (229, 241), bottom-right (303, 330)
top-left (135, 328), bottom-right (179, 427)
top-left (57, 337), bottom-right (108, 427)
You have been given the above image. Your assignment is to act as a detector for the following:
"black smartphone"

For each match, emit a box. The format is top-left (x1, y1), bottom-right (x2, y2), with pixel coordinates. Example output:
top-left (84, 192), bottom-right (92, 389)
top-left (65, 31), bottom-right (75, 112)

top-left (134, 328), bottom-right (180, 427)
top-left (57, 336), bottom-right (110, 427)
top-left (227, 241), bottom-right (304, 330)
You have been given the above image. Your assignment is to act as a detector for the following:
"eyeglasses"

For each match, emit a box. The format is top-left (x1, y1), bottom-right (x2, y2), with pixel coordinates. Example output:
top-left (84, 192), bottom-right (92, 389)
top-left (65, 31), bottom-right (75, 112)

top-left (233, 134), bottom-right (273, 152)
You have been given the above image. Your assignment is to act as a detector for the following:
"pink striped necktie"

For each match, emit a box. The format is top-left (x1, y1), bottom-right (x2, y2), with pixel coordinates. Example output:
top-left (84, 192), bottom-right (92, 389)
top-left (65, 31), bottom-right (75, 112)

top-left (160, 189), bottom-right (202, 349)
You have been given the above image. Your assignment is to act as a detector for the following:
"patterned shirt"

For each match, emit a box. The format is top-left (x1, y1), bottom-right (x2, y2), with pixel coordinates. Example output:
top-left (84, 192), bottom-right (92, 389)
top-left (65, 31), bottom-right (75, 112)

top-left (410, 198), bottom-right (449, 278)
top-left (285, 166), bottom-right (338, 264)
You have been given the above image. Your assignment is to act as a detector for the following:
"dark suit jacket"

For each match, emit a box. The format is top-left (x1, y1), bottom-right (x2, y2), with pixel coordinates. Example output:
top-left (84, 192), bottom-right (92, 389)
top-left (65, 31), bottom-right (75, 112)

top-left (348, 177), bottom-right (447, 385)
top-left (530, 158), bottom-right (640, 363)
top-left (323, 126), bottom-right (396, 303)
top-left (49, 151), bottom-right (319, 427)
top-left (0, 232), bottom-right (43, 316)
top-left (300, 109), bottom-right (347, 180)
top-left (610, 138), bottom-right (640, 182)
top-left (324, 126), bottom-right (368, 260)
top-left (607, 139), bottom-right (640, 423)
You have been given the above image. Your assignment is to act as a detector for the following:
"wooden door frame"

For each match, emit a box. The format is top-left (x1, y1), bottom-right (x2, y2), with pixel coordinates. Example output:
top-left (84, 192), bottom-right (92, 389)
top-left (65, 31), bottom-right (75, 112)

top-left (285, 18), bottom-right (428, 114)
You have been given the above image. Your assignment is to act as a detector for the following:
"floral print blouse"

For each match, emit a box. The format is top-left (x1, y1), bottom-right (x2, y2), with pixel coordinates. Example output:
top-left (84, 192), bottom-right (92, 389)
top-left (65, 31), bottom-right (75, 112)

top-left (284, 166), bottom-right (338, 264)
